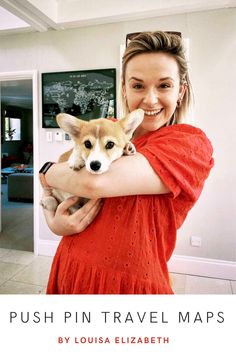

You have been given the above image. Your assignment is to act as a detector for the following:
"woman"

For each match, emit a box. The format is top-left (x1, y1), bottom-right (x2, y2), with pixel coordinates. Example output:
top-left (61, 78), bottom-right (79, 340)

top-left (42, 31), bottom-right (214, 294)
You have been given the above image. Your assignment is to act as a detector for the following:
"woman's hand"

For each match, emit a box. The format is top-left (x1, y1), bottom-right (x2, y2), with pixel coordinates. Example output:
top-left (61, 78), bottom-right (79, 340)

top-left (42, 193), bottom-right (103, 236)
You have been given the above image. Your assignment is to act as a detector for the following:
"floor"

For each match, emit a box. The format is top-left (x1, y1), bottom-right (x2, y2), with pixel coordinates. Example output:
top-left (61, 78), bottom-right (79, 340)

top-left (0, 183), bottom-right (33, 252)
top-left (0, 207), bottom-right (33, 251)
top-left (0, 247), bottom-right (235, 294)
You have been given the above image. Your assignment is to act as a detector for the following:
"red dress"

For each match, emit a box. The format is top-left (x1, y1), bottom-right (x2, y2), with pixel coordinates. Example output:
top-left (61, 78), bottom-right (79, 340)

top-left (47, 124), bottom-right (214, 294)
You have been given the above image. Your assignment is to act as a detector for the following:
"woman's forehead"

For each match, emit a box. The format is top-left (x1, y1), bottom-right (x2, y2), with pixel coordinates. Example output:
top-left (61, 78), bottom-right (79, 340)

top-left (125, 52), bottom-right (179, 80)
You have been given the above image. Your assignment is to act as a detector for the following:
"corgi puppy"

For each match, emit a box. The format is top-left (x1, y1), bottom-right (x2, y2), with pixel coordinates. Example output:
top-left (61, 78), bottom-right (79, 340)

top-left (41, 109), bottom-right (144, 212)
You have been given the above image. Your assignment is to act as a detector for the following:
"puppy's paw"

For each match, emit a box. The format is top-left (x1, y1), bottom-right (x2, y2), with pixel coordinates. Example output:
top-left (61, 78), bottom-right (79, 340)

top-left (68, 155), bottom-right (85, 170)
top-left (68, 160), bottom-right (85, 170)
top-left (123, 141), bottom-right (136, 155)
top-left (40, 196), bottom-right (58, 212)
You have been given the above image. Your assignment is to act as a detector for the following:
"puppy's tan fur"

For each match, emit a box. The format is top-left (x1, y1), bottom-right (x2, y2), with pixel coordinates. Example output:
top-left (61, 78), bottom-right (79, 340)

top-left (40, 109), bottom-right (144, 213)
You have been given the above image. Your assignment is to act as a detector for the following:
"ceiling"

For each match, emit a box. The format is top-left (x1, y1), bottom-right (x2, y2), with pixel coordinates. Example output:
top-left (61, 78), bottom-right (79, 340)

top-left (0, 0), bottom-right (235, 110)
top-left (0, 0), bottom-right (235, 36)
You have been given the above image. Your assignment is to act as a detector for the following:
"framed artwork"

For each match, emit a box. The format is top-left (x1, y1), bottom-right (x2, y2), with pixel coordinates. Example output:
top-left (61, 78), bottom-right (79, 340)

top-left (42, 68), bottom-right (116, 128)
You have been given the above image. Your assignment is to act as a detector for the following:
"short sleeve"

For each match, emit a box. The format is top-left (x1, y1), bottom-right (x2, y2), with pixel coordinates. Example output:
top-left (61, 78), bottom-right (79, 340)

top-left (135, 124), bottom-right (214, 202)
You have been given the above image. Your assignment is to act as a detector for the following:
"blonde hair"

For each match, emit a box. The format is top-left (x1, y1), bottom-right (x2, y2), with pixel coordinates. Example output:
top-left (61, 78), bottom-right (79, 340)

top-left (120, 31), bottom-right (193, 124)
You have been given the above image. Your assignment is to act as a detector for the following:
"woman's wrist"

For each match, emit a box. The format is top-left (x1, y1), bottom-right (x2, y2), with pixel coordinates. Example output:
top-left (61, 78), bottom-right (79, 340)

top-left (45, 162), bottom-right (74, 191)
top-left (44, 161), bottom-right (100, 199)
top-left (45, 162), bottom-right (57, 188)
top-left (39, 162), bottom-right (55, 188)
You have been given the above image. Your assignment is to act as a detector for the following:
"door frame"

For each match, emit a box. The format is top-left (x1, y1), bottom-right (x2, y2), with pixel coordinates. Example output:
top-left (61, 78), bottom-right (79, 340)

top-left (0, 70), bottom-right (39, 255)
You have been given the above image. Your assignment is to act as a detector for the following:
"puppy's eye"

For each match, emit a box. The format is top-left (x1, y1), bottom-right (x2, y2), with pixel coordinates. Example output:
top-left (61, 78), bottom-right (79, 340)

top-left (84, 140), bottom-right (92, 149)
top-left (105, 141), bottom-right (115, 149)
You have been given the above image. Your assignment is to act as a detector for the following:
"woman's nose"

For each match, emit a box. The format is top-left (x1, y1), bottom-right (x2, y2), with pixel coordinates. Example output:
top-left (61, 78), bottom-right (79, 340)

top-left (143, 89), bottom-right (158, 106)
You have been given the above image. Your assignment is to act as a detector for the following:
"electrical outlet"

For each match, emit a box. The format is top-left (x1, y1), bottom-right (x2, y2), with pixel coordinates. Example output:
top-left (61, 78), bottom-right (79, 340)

top-left (55, 132), bottom-right (63, 142)
top-left (190, 236), bottom-right (202, 247)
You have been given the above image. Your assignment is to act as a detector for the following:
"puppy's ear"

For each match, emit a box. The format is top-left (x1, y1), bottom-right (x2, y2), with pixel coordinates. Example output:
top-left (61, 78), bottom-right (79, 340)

top-left (56, 113), bottom-right (85, 137)
top-left (119, 109), bottom-right (144, 138)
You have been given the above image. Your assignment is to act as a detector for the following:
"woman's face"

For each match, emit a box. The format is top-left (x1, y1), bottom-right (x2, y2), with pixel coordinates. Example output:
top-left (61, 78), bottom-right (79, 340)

top-left (123, 52), bottom-right (186, 137)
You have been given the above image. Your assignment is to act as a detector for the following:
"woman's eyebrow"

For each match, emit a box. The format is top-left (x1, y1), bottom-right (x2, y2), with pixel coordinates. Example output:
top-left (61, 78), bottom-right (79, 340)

top-left (128, 76), bottom-right (175, 82)
top-left (160, 77), bottom-right (174, 81)
top-left (128, 76), bottom-right (144, 82)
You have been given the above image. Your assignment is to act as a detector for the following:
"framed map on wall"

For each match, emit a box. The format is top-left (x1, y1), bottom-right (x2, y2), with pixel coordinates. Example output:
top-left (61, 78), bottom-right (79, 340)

top-left (42, 68), bottom-right (116, 128)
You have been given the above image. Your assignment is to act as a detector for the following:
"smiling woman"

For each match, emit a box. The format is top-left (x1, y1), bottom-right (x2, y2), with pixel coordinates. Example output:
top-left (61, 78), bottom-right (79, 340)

top-left (43, 31), bottom-right (214, 295)
top-left (122, 52), bottom-right (187, 137)
top-left (121, 31), bottom-right (192, 125)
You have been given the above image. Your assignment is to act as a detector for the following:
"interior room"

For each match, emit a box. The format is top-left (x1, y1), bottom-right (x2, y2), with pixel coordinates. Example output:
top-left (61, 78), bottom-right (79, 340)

top-left (1, 79), bottom-right (33, 252)
top-left (0, 0), bottom-right (235, 294)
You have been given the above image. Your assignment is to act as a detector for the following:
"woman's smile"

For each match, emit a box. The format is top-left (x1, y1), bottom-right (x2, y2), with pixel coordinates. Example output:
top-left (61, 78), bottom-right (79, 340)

top-left (143, 108), bottom-right (163, 116)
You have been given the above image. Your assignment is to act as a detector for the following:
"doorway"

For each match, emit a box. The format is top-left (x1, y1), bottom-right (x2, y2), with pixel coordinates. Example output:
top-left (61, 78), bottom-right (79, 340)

top-left (0, 71), bottom-right (39, 254)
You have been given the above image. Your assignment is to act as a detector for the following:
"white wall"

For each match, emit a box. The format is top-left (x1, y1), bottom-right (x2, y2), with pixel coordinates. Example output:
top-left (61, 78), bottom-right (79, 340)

top-left (0, 8), bottom-right (235, 263)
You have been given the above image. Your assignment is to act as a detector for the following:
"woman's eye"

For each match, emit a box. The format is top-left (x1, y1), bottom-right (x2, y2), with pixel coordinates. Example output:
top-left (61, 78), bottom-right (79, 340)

top-left (133, 83), bottom-right (143, 89)
top-left (160, 83), bottom-right (171, 89)
top-left (84, 140), bottom-right (92, 149)
top-left (105, 141), bottom-right (115, 149)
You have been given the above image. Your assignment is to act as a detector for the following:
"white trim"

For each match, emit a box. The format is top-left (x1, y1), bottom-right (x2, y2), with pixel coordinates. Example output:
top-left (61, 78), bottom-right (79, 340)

top-left (0, 85), bottom-right (2, 232)
top-left (0, 70), bottom-right (36, 81)
top-left (38, 239), bottom-right (59, 257)
top-left (32, 71), bottom-right (40, 256)
top-left (0, 70), bottom-right (39, 256)
top-left (168, 255), bottom-right (236, 281)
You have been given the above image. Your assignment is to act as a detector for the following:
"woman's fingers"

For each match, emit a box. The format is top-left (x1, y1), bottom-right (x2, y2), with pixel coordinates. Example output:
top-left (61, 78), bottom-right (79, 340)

top-left (41, 196), bottom-right (103, 236)
top-left (74, 198), bottom-right (102, 218)
top-left (56, 196), bottom-right (80, 214)
top-left (72, 199), bottom-right (103, 231)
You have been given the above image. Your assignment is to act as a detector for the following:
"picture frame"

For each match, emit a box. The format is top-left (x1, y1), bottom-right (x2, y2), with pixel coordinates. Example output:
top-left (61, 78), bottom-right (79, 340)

top-left (41, 68), bottom-right (116, 128)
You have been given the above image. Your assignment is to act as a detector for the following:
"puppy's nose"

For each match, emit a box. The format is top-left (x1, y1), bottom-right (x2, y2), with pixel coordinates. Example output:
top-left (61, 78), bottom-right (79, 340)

top-left (90, 160), bottom-right (101, 171)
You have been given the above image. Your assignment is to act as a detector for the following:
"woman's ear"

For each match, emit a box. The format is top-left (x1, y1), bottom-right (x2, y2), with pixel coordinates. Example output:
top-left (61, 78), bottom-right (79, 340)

top-left (122, 81), bottom-right (127, 99)
top-left (179, 83), bottom-right (187, 100)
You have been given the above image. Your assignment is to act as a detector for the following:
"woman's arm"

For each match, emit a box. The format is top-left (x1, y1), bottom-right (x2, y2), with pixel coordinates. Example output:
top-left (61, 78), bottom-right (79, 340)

top-left (45, 153), bottom-right (170, 199)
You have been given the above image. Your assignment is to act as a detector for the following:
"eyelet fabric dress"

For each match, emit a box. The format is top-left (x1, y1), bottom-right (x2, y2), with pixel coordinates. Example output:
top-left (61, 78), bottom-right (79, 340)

top-left (47, 124), bottom-right (214, 294)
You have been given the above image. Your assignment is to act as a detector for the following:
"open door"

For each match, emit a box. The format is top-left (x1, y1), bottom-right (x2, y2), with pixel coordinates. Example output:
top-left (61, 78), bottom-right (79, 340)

top-left (0, 84), bottom-right (2, 232)
top-left (0, 71), bottom-right (39, 254)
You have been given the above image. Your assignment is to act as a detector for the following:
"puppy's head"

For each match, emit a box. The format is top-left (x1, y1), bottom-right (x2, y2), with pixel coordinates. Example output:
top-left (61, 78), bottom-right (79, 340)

top-left (56, 109), bottom-right (144, 174)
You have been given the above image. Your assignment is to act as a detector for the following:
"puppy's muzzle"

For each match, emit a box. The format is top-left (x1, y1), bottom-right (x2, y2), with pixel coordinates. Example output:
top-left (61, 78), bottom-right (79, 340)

top-left (90, 160), bottom-right (102, 172)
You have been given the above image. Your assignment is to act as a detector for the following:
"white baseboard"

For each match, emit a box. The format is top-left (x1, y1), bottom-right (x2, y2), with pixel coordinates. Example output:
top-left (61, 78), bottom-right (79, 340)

top-left (37, 240), bottom-right (236, 281)
top-left (37, 239), bottom-right (59, 257)
top-left (168, 255), bottom-right (236, 281)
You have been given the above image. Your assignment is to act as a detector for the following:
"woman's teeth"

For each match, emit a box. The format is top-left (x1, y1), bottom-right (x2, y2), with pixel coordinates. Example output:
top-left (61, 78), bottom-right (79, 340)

top-left (144, 109), bottom-right (162, 116)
